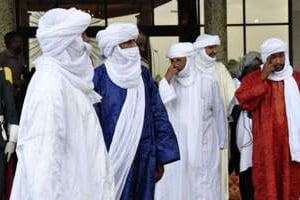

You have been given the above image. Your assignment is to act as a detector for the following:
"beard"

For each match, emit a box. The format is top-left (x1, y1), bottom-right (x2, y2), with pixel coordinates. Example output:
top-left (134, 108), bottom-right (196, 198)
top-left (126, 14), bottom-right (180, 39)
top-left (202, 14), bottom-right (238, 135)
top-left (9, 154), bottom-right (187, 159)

top-left (274, 64), bottom-right (284, 71)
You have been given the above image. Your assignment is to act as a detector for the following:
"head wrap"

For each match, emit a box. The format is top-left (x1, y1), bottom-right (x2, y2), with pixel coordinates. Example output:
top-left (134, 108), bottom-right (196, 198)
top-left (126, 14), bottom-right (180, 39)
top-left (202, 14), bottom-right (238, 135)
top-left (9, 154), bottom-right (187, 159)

top-left (167, 42), bottom-right (195, 58)
top-left (167, 42), bottom-right (196, 86)
top-left (193, 34), bottom-right (220, 75)
top-left (34, 8), bottom-right (101, 104)
top-left (96, 22), bottom-right (139, 58)
top-left (193, 34), bottom-right (220, 50)
top-left (260, 37), bottom-right (288, 63)
top-left (36, 8), bottom-right (91, 56)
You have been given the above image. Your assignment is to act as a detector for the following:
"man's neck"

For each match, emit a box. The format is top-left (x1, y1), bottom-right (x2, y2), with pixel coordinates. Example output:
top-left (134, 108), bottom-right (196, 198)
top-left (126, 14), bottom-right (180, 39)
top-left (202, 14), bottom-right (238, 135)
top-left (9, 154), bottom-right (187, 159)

top-left (6, 49), bottom-right (19, 57)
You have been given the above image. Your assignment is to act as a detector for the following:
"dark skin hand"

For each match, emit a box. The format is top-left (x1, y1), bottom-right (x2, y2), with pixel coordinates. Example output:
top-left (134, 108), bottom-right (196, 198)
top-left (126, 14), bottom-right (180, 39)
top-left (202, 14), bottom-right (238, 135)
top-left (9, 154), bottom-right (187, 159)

top-left (164, 57), bottom-right (187, 83)
top-left (155, 163), bottom-right (164, 182)
top-left (260, 58), bottom-right (276, 80)
top-left (165, 64), bottom-right (178, 83)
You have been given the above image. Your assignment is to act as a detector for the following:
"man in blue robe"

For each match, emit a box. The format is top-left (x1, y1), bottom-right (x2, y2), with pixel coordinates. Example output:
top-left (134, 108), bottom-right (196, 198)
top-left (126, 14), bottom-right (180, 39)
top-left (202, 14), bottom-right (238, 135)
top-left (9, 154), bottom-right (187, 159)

top-left (93, 22), bottom-right (180, 200)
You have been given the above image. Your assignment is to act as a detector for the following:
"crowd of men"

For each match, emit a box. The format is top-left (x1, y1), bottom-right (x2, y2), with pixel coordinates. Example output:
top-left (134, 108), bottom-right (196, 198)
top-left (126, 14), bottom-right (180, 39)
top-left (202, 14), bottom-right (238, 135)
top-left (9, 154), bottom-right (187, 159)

top-left (0, 7), bottom-right (299, 200)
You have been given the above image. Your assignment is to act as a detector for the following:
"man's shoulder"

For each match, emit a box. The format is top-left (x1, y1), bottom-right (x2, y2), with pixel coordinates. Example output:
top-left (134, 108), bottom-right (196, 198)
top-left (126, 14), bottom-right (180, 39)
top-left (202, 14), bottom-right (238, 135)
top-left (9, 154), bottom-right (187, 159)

top-left (242, 69), bottom-right (261, 83)
top-left (215, 61), bottom-right (226, 69)
top-left (27, 71), bottom-right (64, 99)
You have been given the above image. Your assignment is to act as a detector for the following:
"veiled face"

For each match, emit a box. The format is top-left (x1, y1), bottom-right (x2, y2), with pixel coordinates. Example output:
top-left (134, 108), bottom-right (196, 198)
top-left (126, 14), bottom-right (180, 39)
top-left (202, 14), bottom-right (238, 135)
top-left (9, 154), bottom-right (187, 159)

top-left (267, 51), bottom-right (285, 72)
top-left (119, 39), bottom-right (137, 49)
top-left (170, 57), bottom-right (187, 72)
top-left (204, 45), bottom-right (217, 58)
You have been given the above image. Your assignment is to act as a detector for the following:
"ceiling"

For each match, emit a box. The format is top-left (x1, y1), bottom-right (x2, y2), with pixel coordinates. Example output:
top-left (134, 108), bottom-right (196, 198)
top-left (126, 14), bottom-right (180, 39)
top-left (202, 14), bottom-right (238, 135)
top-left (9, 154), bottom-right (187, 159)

top-left (24, 0), bottom-right (171, 18)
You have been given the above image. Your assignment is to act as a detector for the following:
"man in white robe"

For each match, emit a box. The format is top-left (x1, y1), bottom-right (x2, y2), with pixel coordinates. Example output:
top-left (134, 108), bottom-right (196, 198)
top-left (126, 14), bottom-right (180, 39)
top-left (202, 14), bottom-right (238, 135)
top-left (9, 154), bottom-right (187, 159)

top-left (156, 42), bottom-right (227, 200)
top-left (193, 34), bottom-right (235, 200)
top-left (10, 8), bottom-right (114, 200)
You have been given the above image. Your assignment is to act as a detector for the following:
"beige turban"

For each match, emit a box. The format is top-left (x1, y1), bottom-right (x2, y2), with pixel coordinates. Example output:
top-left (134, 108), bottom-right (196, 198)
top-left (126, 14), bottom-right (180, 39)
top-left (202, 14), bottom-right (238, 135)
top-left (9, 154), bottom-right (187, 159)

top-left (96, 22), bottom-right (139, 58)
top-left (36, 8), bottom-right (91, 56)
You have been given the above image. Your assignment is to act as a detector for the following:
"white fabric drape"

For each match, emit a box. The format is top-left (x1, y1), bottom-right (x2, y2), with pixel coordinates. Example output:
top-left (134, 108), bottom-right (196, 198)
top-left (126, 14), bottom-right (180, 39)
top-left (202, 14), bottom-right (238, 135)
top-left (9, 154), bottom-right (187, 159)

top-left (195, 48), bottom-right (216, 77)
top-left (236, 111), bottom-right (253, 172)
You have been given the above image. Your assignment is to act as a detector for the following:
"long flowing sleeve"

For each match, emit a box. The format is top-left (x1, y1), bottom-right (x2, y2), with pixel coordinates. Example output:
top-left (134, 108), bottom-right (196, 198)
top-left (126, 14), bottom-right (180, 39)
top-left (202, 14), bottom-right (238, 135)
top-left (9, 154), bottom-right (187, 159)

top-left (158, 78), bottom-right (177, 105)
top-left (235, 70), bottom-right (269, 111)
top-left (212, 80), bottom-right (227, 149)
top-left (146, 71), bottom-right (180, 165)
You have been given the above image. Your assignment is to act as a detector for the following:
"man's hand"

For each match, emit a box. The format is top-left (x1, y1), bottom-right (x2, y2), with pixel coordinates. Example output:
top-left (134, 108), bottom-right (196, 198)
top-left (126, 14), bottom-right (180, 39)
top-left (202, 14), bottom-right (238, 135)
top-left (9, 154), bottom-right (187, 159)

top-left (0, 116), bottom-right (7, 141)
top-left (261, 58), bottom-right (275, 80)
top-left (5, 124), bottom-right (18, 162)
top-left (165, 64), bottom-right (178, 83)
top-left (5, 141), bottom-right (16, 162)
top-left (155, 164), bottom-right (164, 182)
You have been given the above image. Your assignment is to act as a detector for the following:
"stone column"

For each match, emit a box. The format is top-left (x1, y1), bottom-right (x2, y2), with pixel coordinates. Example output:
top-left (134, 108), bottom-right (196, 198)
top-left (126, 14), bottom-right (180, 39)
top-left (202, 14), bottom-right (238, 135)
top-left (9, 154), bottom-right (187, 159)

top-left (0, 0), bottom-right (15, 51)
top-left (293, 0), bottom-right (300, 70)
top-left (204, 0), bottom-right (227, 63)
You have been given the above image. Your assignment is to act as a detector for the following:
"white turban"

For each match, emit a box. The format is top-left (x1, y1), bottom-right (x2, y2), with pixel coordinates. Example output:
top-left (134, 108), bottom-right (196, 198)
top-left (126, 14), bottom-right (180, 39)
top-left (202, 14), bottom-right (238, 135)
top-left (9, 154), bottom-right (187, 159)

top-left (36, 8), bottom-right (91, 56)
top-left (260, 38), bottom-right (288, 63)
top-left (166, 42), bottom-right (195, 59)
top-left (193, 34), bottom-right (220, 75)
top-left (34, 8), bottom-right (101, 104)
top-left (96, 22), bottom-right (139, 58)
top-left (167, 42), bottom-right (196, 86)
top-left (193, 34), bottom-right (220, 49)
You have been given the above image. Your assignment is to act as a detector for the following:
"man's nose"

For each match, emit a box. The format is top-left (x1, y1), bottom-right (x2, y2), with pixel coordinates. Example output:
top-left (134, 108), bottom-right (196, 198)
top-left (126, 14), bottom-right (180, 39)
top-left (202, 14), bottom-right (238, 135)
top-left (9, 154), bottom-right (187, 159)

top-left (275, 57), bottom-right (282, 64)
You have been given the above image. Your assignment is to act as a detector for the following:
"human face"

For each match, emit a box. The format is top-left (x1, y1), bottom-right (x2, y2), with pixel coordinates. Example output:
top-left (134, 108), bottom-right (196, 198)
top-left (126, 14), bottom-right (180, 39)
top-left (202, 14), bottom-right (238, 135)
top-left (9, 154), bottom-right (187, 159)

top-left (81, 32), bottom-right (91, 43)
top-left (9, 36), bottom-right (24, 54)
top-left (119, 39), bottom-right (137, 49)
top-left (267, 52), bottom-right (285, 72)
top-left (204, 45), bottom-right (217, 58)
top-left (170, 57), bottom-right (187, 72)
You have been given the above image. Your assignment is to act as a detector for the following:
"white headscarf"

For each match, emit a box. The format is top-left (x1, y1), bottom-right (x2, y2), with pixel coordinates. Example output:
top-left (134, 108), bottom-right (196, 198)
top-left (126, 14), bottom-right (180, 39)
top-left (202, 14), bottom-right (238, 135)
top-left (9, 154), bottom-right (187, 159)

top-left (96, 22), bottom-right (145, 199)
top-left (96, 22), bottom-right (141, 88)
top-left (193, 34), bottom-right (220, 76)
top-left (167, 42), bottom-right (196, 86)
top-left (260, 37), bottom-right (300, 162)
top-left (34, 8), bottom-right (101, 104)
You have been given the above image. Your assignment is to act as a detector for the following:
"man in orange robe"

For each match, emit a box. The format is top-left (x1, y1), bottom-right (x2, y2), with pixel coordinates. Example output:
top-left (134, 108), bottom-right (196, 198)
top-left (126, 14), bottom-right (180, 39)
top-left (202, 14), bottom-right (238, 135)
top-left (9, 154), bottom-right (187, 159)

top-left (235, 38), bottom-right (300, 200)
